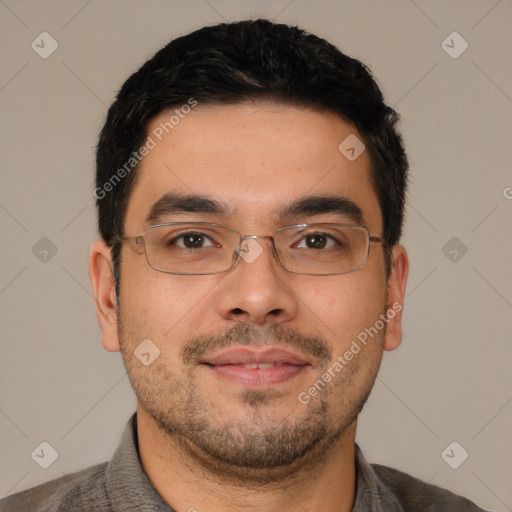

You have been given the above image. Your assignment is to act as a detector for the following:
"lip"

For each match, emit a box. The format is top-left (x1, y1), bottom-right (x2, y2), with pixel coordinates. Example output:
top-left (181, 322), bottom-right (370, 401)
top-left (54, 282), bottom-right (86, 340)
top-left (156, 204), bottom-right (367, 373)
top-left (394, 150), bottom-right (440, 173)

top-left (201, 347), bottom-right (311, 388)
top-left (201, 347), bottom-right (311, 366)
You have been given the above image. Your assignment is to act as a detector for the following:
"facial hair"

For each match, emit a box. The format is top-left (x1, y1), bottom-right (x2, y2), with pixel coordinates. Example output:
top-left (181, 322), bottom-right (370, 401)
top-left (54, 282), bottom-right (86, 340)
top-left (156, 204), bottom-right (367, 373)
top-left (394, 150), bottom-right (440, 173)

top-left (118, 315), bottom-right (386, 485)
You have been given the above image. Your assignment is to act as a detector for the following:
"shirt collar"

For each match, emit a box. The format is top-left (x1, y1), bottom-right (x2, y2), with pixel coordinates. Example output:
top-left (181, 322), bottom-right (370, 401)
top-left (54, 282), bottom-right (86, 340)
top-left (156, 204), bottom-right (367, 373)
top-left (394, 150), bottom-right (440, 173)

top-left (106, 413), bottom-right (175, 511)
top-left (352, 443), bottom-right (404, 512)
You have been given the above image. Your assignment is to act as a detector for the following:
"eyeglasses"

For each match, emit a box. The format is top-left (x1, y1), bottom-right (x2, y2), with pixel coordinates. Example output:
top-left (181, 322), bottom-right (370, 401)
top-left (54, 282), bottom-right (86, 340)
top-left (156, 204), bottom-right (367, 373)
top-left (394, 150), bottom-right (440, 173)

top-left (115, 222), bottom-right (384, 276)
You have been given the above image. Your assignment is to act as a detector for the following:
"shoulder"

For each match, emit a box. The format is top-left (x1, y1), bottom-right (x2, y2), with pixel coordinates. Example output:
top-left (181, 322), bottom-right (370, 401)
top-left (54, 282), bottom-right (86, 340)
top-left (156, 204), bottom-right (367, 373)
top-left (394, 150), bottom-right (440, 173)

top-left (0, 462), bottom-right (109, 512)
top-left (371, 462), bottom-right (488, 511)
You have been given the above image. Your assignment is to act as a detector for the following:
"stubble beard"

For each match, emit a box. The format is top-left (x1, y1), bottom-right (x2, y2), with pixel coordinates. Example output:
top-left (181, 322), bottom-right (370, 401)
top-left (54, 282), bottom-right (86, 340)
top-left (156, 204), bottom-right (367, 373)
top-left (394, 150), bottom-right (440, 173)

top-left (118, 313), bottom-right (384, 485)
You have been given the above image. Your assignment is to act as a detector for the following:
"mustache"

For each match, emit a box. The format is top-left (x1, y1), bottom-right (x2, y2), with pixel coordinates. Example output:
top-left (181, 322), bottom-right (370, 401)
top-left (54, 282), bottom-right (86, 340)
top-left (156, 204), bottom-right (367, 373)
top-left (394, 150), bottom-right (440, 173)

top-left (181, 322), bottom-right (332, 366)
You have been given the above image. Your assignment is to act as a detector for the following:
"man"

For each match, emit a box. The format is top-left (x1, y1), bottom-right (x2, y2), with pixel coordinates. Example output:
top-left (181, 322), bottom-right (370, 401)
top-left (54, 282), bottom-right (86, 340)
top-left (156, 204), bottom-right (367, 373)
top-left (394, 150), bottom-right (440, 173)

top-left (1, 19), bottom-right (486, 512)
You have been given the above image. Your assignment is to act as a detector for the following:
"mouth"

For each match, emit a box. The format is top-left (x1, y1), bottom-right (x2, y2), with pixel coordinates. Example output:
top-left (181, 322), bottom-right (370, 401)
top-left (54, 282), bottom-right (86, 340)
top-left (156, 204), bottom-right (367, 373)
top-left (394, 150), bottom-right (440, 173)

top-left (235, 362), bottom-right (285, 369)
top-left (200, 347), bottom-right (311, 388)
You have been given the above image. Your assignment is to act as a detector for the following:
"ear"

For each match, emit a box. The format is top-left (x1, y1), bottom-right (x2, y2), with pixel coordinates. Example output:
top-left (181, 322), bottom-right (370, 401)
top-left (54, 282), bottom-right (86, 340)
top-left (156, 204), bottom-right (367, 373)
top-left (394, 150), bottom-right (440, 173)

top-left (383, 244), bottom-right (409, 352)
top-left (88, 239), bottom-right (120, 352)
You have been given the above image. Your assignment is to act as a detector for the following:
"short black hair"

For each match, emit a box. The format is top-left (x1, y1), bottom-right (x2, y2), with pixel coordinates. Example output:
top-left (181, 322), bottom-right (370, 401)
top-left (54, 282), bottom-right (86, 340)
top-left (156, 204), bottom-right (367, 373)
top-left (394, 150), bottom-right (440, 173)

top-left (95, 18), bottom-right (408, 294)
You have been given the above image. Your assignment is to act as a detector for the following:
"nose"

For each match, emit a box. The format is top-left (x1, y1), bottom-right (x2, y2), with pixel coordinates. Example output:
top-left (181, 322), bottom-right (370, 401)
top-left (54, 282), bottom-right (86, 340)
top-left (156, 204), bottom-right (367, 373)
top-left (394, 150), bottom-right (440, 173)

top-left (215, 236), bottom-right (299, 325)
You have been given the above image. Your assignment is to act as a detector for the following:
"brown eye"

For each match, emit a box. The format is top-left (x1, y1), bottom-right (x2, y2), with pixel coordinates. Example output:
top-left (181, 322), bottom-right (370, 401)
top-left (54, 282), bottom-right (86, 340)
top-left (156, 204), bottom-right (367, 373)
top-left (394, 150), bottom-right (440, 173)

top-left (168, 232), bottom-right (216, 249)
top-left (183, 234), bottom-right (206, 248)
top-left (295, 232), bottom-right (337, 250)
top-left (305, 234), bottom-right (327, 249)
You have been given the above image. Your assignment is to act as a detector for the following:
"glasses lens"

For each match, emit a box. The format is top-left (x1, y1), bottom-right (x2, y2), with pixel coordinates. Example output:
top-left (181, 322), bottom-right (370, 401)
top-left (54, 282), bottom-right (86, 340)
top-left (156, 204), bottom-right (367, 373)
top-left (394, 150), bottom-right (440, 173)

top-left (142, 223), bottom-right (370, 275)
top-left (275, 224), bottom-right (369, 275)
top-left (144, 223), bottom-right (239, 274)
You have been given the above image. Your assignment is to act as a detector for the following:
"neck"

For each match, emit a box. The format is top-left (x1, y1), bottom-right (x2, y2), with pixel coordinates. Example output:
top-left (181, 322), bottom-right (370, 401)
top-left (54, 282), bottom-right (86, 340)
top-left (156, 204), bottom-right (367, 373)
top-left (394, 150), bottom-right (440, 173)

top-left (136, 405), bottom-right (358, 512)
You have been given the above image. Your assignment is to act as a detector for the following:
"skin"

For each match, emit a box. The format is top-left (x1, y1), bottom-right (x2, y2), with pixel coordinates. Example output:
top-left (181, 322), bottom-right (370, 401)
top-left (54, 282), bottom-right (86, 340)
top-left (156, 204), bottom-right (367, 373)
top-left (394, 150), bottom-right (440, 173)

top-left (89, 101), bottom-right (408, 512)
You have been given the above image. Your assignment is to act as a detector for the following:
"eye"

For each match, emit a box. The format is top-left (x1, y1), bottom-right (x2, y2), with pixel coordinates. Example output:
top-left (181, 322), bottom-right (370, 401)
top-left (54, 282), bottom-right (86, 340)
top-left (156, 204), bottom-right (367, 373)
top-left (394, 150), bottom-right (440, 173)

top-left (295, 233), bottom-right (338, 250)
top-left (168, 232), bottom-right (218, 249)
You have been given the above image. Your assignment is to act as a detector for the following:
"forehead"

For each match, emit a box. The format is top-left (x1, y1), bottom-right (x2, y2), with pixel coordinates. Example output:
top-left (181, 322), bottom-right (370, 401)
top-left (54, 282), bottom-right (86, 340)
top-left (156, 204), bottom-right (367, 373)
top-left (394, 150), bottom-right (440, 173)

top-left (124, 102), bottom-right (381, 232)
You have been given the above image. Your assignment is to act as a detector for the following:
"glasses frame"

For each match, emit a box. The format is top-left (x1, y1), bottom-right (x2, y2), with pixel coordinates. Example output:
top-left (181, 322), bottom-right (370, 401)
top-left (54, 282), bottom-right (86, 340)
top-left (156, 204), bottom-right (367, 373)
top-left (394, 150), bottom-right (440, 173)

top-left (115, 222), bottom-right (385, 276)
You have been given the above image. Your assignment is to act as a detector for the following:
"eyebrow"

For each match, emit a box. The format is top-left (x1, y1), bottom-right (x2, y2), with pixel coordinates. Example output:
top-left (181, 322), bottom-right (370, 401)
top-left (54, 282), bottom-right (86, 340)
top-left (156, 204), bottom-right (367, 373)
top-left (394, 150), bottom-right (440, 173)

top-left (145, 193), bottom-right (233, 223)
top-left (145, 192), bottom-right (364, 225)
top-left (277, 194), bottom-right (364, 225)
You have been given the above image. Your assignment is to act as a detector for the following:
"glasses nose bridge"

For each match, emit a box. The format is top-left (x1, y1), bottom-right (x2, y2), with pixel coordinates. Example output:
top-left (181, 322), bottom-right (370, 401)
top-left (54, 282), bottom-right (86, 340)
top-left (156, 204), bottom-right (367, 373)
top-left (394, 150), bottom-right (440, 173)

top-left (240, 233), bottom-right (277, 249)
top-left (237, 234), bottom-right (280, 259)
top-left (241, 234), bottom-right (274, 241)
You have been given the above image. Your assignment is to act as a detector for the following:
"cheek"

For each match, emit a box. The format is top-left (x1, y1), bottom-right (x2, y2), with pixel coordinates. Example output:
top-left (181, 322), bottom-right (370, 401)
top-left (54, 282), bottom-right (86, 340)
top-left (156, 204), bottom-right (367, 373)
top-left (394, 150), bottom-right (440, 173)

top-left (120, 268), bottom-right (219, 341)
top-left (301, 273), bottom-right (386, 332)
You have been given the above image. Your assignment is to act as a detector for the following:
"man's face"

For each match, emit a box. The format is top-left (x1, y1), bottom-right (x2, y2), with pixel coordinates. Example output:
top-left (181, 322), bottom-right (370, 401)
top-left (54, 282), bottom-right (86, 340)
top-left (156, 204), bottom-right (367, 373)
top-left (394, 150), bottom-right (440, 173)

top-left (92, 102), bottom-right (407, 482)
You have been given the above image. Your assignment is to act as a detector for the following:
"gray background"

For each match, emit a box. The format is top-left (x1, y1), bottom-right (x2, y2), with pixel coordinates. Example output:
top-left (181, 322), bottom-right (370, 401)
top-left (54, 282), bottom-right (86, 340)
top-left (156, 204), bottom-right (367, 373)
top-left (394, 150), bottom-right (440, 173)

top-left (1, 1), bottom-right (511, 510)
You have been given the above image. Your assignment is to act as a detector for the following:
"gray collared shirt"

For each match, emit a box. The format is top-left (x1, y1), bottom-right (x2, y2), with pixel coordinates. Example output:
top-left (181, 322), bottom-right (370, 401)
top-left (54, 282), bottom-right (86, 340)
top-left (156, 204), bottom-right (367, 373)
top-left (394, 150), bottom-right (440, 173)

top-left (0, 414), bottom-right (487, 511)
